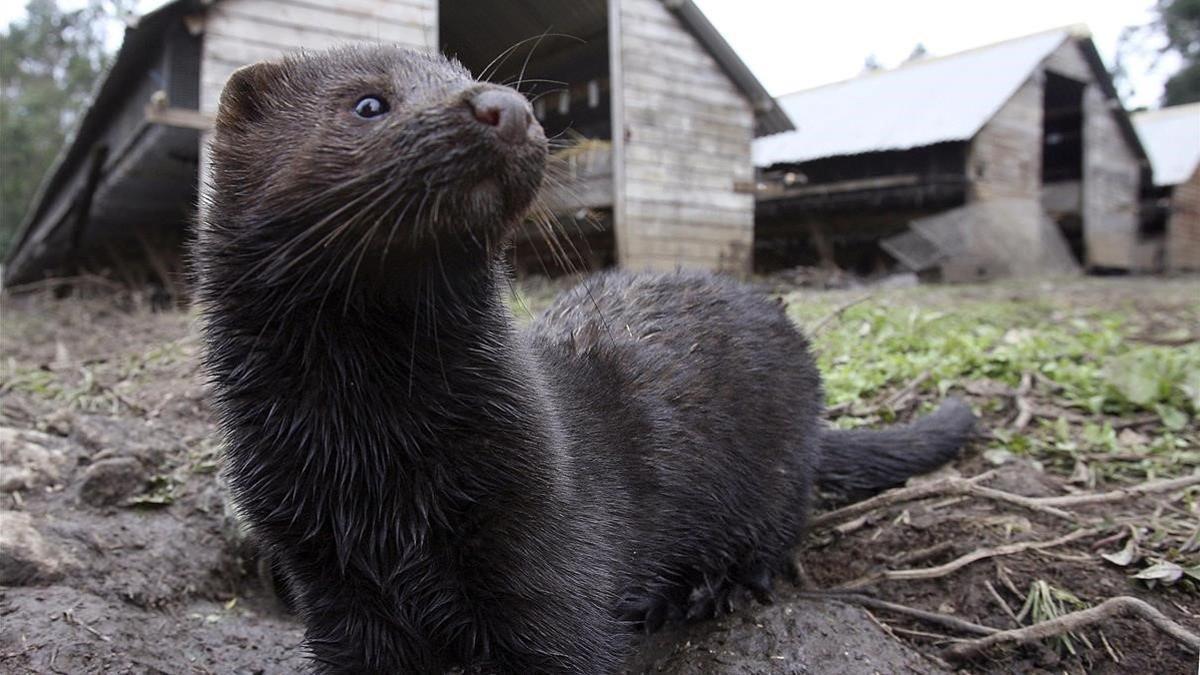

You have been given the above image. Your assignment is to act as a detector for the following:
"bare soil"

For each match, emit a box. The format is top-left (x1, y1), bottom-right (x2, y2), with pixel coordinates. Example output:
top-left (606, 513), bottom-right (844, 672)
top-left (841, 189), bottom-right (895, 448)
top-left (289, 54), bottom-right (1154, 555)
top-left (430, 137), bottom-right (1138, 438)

top-left (1, 277), bottom-right (1197, 674)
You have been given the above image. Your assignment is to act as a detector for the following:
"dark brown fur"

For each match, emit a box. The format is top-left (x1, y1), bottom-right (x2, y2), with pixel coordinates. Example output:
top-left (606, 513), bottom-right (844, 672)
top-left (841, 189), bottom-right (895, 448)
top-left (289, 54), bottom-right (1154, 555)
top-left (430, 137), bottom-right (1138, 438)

top-left (193, 45), bottom-right (975, 673)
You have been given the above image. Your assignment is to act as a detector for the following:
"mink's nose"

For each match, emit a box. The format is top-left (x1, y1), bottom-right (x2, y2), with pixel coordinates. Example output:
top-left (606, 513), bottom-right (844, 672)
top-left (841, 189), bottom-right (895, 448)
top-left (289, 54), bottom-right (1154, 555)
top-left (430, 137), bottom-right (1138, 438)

top-left (469, 89), bottom-right (535, 144)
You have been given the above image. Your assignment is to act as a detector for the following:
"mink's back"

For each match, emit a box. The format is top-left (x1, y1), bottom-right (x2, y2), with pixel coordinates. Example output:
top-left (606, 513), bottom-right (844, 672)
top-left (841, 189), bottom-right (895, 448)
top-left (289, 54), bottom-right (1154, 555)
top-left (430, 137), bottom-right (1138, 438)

top-left (526, 271), bottom-right (824, 609)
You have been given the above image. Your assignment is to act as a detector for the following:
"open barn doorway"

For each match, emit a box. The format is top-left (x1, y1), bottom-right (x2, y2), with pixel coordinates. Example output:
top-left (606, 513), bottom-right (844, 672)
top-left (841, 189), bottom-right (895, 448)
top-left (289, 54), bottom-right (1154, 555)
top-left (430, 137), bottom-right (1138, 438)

top-left (439, 0), bottom-right (616, 277)
top-left (1040, 72), bottom-right (1086, 265)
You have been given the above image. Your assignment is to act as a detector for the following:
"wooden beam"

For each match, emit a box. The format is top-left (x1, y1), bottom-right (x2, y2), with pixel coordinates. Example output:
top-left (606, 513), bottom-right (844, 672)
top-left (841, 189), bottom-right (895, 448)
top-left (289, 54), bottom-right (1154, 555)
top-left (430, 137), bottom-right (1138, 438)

top-left (146, 90), bottom-right (214, 131)
top-left (757, 173), bottom-right (922, 201)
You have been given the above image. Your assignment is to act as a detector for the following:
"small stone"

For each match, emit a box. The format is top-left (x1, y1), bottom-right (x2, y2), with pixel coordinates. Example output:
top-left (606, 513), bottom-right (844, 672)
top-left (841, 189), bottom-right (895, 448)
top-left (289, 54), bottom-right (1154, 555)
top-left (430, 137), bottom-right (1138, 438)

top-left (0, 426), bottom-right (65, 493)
top-left (0, 510), bottom-right (66, 584)
top-left (79, 457), bottom-right (145, 507)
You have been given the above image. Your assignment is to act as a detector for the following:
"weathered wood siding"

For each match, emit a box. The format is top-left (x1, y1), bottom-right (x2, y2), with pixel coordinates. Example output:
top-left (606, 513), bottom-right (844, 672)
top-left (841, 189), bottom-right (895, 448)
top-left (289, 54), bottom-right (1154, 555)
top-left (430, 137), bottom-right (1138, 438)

top-left (614, 0), bottom-right (755, 274)
top-left (967, 75), bottom-right (1043, 201)
top-left (967, 40), bottom-right (1146, 271)
top-left (1167, 166), bottom-right (1200, 271)
top-left (1081, 83), bottom-right (1144, 270)
top-left (1040, 39), bottom-right (1090, 81)
top-left (1043, 39), bottom-right (1145, 270)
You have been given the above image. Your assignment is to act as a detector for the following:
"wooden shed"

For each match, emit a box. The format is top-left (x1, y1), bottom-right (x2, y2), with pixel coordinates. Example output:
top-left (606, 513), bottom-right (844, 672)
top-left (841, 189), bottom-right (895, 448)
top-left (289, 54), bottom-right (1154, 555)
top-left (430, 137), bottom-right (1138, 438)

top-left (2, 0), bottom-right (790, 290)
top-left (752, 27), bottom-right (1152, 280)
top-left (1133, 103), bottom-right (1200, 272)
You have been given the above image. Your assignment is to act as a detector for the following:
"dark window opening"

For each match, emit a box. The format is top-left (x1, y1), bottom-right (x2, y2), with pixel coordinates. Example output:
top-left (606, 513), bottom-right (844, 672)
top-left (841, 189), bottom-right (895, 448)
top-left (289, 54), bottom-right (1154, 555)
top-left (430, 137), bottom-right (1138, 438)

top-left (1042, 73), bottom-right (1085, 183)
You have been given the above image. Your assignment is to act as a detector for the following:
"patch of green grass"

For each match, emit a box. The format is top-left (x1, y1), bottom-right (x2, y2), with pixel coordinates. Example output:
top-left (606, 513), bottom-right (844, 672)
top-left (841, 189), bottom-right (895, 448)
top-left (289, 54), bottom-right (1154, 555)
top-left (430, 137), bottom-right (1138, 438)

top-left (782, 287), bottom-right (1199, 481)
top-left (1017, 579), bottom-right (1090, 655)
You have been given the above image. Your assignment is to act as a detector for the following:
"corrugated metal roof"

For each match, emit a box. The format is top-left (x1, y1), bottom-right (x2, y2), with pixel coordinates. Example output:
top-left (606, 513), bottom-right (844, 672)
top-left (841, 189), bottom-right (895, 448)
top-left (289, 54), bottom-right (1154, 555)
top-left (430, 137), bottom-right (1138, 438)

top-left (753, 28), bottom-right (1073, 167)
top-left (1133, 103), bottom-right (1200, 187)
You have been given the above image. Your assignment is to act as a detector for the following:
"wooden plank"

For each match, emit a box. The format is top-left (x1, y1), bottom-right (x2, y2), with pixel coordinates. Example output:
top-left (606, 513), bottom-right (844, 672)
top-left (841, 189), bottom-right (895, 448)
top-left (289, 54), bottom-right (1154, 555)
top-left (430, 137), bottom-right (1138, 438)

top-left (233, 0), bottom-right (435, 27)
top-left (627, 106), bottom-right (754, 140)
top-left (625, 200), bottom-right (750, 222)
top-left (624, 88), bottom-right (750, 120)
top-left (1081, 82), bottom-right (1140, 269)
top-left (758, 174), bottom-right (922, 201)
top-left (1166, 168), bottom-right (1200, 270)
top-left (609, 0), bottom-right (629, 266)
top-left (213, 0), bottom-right (433, 47)
top-left (630, 236), bottom-right (749, 261)
top-left (637, 221), bottom-right (753, 243)
top-left (621, 72), bottom-right (745, 108)
top-left (1041, 41), bottom-right (1090, 81)
top-left (145, 104), bottom-right (215, 131)
top-left (624, 184), bottom-right (752, 211)
top-left (206, 7), bottom-right (426, 53)
top-left (203, 34), bottom-right (291, 68)
top-left (624, 145), bottom-right (747, 174)
top-left (621, 53), bottom-right (741, 92)
top-left (625, 167), bottom-right (745, 193)
top-left (626, 104), bottom-right (754, 134)
top-left (627, 131), bottom-right (751, 161)
top-left (968, 75), bottom-right (1042, 201)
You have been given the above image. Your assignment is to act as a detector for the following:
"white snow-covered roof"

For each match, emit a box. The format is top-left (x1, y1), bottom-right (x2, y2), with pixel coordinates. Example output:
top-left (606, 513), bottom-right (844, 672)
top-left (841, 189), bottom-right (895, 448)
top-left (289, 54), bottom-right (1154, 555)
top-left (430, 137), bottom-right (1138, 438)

top-left (1133, 103), bottom-right (1200, 187)
top-left (754, 29), bottom-right (1073, 167)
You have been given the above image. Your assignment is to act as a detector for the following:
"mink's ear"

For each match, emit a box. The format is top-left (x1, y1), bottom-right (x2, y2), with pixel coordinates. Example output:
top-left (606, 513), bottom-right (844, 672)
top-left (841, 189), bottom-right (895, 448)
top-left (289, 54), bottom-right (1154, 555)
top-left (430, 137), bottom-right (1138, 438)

top-left (216, 61), bottom-right (287, 130)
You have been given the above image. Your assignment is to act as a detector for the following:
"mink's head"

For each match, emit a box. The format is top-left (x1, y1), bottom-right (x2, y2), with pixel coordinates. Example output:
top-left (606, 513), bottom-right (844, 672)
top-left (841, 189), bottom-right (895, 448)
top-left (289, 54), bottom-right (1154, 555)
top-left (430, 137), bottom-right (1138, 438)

top-left (201, 45), bottom-right (546, 293)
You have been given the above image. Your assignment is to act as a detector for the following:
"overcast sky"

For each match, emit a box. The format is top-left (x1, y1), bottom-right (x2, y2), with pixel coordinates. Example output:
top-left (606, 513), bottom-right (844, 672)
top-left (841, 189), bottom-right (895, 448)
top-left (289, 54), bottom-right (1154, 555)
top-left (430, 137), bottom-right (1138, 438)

top-left (693, 0), bottom-right (1173, 107)
top-left (1, 0), bottom-right (1178, 109)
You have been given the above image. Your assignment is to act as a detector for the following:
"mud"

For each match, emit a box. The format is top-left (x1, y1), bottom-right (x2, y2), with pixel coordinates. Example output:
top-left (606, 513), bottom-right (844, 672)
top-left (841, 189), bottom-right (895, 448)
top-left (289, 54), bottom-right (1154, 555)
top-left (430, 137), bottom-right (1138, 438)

top-left (2, 278), bottom-right (1198, 674)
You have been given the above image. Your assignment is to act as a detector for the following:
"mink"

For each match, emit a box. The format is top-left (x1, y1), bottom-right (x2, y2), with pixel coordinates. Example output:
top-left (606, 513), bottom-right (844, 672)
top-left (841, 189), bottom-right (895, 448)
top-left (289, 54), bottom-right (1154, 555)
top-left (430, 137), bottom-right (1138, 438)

top-left (193, 44), bottom-right (976, 674)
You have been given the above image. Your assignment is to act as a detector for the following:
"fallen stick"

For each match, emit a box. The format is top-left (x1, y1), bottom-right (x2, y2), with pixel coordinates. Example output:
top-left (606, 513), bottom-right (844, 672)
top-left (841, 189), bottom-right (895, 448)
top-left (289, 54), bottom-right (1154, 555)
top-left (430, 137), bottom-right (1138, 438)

top-left (812, 472), bottom-right (995, 528)
top-left (808, 293), bottom-right (875, 335)
top-left (810, 471), bottom-right (1077, 529)
top-left (941, 596), bottom-right (1200, 661)
top-left (797, 592), bottom-right (998, 637)
top-left (1032, 474), bottom-right (1200, 508)
top-left (984, 579), bottom-right (1020, 627)
top-left (1012, 372), bottom-right (1033, 430)
top-left (837, 528), bottom-right (1102, 590)
top-left (881, 370), bottom-right (931, 410)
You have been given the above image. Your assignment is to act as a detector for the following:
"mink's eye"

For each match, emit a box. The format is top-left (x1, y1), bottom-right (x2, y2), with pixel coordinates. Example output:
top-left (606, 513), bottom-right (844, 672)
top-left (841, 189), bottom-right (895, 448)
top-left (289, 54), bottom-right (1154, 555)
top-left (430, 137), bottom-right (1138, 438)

top-left (354, 95), bottom-right (388, 118)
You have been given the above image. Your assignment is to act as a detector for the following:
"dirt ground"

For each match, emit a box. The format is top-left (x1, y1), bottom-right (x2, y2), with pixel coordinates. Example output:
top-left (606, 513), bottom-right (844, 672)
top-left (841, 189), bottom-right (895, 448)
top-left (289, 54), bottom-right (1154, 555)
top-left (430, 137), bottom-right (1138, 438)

top-left (1, 276), bottom-right (1197, 674)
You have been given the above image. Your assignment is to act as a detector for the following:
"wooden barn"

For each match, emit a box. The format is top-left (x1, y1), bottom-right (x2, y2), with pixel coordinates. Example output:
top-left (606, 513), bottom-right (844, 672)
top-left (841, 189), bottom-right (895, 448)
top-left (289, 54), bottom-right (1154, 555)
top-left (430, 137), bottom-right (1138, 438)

top-left (752, 27), bottom-right (1153, 280)
top-left (1133, 103), bottom-right (1200, 272)
top-left (2, 0), bottom-right (791, 290)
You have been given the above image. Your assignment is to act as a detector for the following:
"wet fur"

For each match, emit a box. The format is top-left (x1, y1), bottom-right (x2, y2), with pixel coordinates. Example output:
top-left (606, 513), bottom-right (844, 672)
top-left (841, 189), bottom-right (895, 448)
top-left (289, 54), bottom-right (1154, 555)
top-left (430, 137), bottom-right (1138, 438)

top-left (194, 46), bottom-right (976, 673)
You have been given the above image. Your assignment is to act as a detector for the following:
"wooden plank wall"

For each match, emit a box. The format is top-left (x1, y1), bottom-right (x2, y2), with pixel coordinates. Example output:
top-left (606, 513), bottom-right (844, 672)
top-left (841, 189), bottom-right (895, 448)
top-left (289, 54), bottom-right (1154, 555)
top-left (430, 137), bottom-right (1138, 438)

top-left (1045, 40), bottom-right (1146, 270)
top-left (615, 0), bottom-right (755, 274)
top-left (966, 75), bottom-right (1043, 202)
top-left (1167, 166), bottom-right (1200, 271)
top-left (1081, 84), bottom-right (1145, 270)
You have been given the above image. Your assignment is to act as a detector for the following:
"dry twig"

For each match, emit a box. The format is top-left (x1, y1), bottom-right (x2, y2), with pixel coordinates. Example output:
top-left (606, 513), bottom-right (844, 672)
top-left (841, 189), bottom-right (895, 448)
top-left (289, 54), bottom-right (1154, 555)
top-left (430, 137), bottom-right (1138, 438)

top-left (797, 592), bottom-right (998, 637)
top-left (837, 528), bottom-right (1102, 590)
top-left (1032, 474), bottom-right (1200, 508)
top-left (811, 472), bottom-right (1078, 529)
top-left (941, 596), bottom-right (1200, 661)
top-left (1012, 372), bottom-right (1033, 430)
top-left (881, 371), bottom-right (931, 410)
top-left (984, 579), bottom-right (1020, 627)
top-left (808, 293), bottom-right (875, 335)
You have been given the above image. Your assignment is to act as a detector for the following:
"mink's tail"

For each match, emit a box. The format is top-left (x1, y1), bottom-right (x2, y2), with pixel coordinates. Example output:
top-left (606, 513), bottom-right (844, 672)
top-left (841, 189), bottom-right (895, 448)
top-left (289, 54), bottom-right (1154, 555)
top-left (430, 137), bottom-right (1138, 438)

top-left (817, 398), bottom-right (977, 499)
